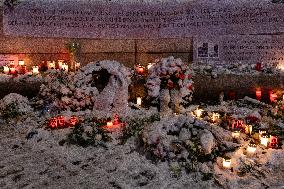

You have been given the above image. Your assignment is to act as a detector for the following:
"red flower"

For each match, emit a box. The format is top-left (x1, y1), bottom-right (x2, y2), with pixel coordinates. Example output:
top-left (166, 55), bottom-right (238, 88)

top-left (167, 80), bottom-right (174, 89)
top-left (188, 84), bottom-right (193, 91)
top-left (188, 74), bottom-right (192, 79)
top-left (179, 74), bottom-right (185, 80)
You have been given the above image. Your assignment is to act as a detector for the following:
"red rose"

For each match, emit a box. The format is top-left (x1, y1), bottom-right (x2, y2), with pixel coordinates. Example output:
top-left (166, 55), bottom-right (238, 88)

top-left (188, 85), bottom-right (193, 91)
top-left (188, 74), bottom-right (192, 79)
top-left (167, 80), bottom-right (174, 89)
top-left (179, 74), bottom-right (185, 80)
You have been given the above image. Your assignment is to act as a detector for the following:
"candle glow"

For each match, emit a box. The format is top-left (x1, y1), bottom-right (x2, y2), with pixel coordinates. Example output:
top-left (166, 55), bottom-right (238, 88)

top-left (223, 158), bottom-right (231, 169)
top-left (137, 97), bottom-right (142, 106)
top-left (32, 66), bottom-right (39, 75)
top-left (247, 142), bottom-right (257, 154)
top-left (18, 60), bottom-right (25, 66)
top-left (260, 134), bottom-right (270, 147)
top-left (62, 64), bottom-right (69, 72)
top-left (3, 66), bottom-right (9, 74)
top-left (195, 109), bottom-right (203, 118)
top-left (255, 89), bottom-right (261, 101)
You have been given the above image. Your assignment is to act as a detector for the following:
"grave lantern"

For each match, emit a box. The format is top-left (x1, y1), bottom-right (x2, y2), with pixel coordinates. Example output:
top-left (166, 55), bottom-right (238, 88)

top-left (222, 157), bottom-right (231, 169)
top-left (69, 115), bottom-right (79, 126)
top-left (255, 89), bottom-right (261, 101)
top-left (260, 133), bottom-right (270, 147)
top-left (247, 142), bottom-right (257, 154)
top-left (269, 135), bottom-right (278, 148)
top-left (57, 116), bottom-right (65, 128)
top-left (3, 66), bottom-right (9, 74)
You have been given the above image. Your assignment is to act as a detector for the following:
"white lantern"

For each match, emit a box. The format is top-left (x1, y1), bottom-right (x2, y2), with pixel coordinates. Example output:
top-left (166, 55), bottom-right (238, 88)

top-left (147, 63), bottom-right (153, 70)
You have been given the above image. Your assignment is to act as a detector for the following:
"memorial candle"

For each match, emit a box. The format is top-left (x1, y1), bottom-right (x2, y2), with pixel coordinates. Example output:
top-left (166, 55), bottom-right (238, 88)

top-left (3, 66), bottom-right (9, 74)
top-left (222, 157), bottom-right (231, 169)
top-left (18, 60), bottom-right (25, 66)
top-left (62, 64), bottom-right (69, 72)
top-left (32, 66), bottom-right (39, 75)
top-left (58, 60), bottom-right (64, 70)
top-left (137, 97), bottom-right (142, 106)
top-left (247, 142), bottom-right (257, 154)
top-left (255, 89), bottom-right (261, 101)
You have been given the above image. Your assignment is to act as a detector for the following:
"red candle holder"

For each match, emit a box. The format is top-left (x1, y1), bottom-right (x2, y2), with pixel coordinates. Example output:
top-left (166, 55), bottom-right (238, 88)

top-left (255, 62), bottom-right (261, 71)
top-left (255, 89), bottom-right (261, 101)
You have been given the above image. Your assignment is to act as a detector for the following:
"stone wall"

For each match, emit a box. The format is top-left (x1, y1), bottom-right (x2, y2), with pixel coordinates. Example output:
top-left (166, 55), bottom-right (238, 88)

top-left (0, 8), bottom-right (193, 68)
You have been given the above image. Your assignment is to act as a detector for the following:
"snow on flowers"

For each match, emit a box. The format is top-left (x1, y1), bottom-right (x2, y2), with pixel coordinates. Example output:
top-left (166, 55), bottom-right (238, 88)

top-left (146, 56), bottom-right (194, 112)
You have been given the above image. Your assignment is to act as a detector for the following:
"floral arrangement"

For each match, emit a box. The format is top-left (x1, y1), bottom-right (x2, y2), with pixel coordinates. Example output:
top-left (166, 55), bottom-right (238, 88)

top-left (146, 56), bottom-right (194, 107)
top-left (0, 93), bottom-right (33, 119)
top-left (74, 60), bottom-right (132, 116)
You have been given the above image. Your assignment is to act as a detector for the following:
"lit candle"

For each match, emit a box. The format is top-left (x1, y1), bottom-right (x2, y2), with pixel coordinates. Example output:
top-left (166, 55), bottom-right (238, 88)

top-left (58, 60), bottom-right (64, 70)
top-left (244, 125), bottom-right (253, 135)
top-left (270, 92), bottom-right (277, 103)
top-left (255, 89), bottom-right (261, 101)
top-left (259, 130), bottom-right (266, 137)
top-left (232, 130), bottom-right (240, 139)
top-left (147, 63), bottom-right (153, 70)
top-left (223, 157), bottom-right (231, 169)
top-left (9, 67), bottom-right (16, 75)
top-left (212, 113), bottom-right (220, 122)
top-left (269, 135), bottom-right (278, 148)
top-left (247, 142), bottom-right (257, 154)
top-left (9, 60), bottom-right (14, 66)
top-left (18, 60), bottom-right (25, 66)
top-left (62, 64), bottom-right (69, 72)
top-left (260, 134), bottom-right (270, 147)
top-left (137, 97), bottom-right (142, 106)
top-left (136, 65), bottom-right (145, 75)
top-left (32, 66), bottom-right (39, 75)
top-left (107, 121), bottom-right (113, 127)
top-left (195, 109), bottom-right (203, 118)
top-left (3, 66), bottom-right (9, 74)
top-left (48, 61), bottom-right (55, 69)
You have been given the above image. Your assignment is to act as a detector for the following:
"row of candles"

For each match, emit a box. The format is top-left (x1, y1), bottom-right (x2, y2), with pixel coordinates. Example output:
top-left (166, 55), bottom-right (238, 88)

top-left (255, 89), bottom-right (283, 104)
top-left (193, 108), bottom-right (279, 169)
top-left (2, 60), bottom-right (81, 75)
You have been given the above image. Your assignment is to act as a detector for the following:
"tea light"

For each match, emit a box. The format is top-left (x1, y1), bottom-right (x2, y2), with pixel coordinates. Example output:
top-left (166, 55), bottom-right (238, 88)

top-left (212, 113), bottom-right (220, 122)
top-left (3, 66), bottom-right (9, 74)
top-left (137, 97), bottom-right (142, 106)
top-left (18, 60), bottom-right (25, 66)
top-left (58, 60), bottom-right (64, 70)
top-left (259, 129), bottom-right (267, 136)
top-left (232, 130), bottom-right (241, 139)
top-left (107, 121), bottom-right (113, 127)
top-left (260, 134), bottom-right (270, 147)
top-left (62, 64), bottom-right (69, 72)
top-left (244, 125), bottom-right (253, 135)
top-left (222, 157), bottom-right (231, 169)
top-left (247, 142), bottom-right (257, 154)
top-left (32, 66), bottom-right (39, 75)
top-left (255, 89), bottom-right (261, 101)
top-left (195, 109), bottom-right (203, 118)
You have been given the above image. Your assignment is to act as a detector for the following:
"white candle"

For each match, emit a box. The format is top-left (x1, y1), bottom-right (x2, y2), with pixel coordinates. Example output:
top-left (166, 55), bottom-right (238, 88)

top-left (9, 67), bottom-right (16, 74)
top-left (18, 60), bottom-right (25, 66)
top-left (32, 66), bottom-right (39, 75)
top-left (62, 64), bottom-right (69, 72)
top-left (195, 109), bottom-right (203, 118)
top-left (58, 60), bottom-right (64, 70)
top-left (3, 66), bottom-right (9, 74)
top-left (223, 158), bottom-right (231, 169)
top-left (260, 135), bottom-right (269, 147)
top-left (137, 97), bottom-right (142, 106)
top-left (247, 143), bottom-right (257, 154)
top-left (107, 121), bottom-right (113, 127)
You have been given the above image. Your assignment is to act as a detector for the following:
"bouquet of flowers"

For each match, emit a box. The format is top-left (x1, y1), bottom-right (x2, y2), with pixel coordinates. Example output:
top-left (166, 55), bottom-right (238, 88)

top-left (146, 56), bottom-right (194, 105)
